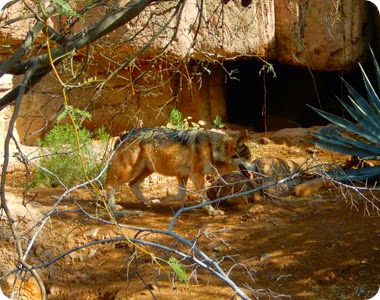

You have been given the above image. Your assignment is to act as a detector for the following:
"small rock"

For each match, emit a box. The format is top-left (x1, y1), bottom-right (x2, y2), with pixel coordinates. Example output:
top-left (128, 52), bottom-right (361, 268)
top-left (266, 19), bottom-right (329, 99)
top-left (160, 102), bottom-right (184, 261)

top-left (47, 285), bottom-right (60, 297)
top-left (43, 249), bottom-right (52, 257)
top-left (88, 249), bottom-right (97, 258)
top-left (305, 147), bottom-right (321, 155)
top-left (290, 212), bottom-right (300, 222)
top-left (68, 251), bottom-right (83, 262)
top-left (258, 137), bottom-right (271, 145)
top-left (34, 245), bottom-right (44, 256)
top-left (146, 284), bottom-right (158, 290)
top-left (260, 253), bottom-right (272, 261)
top-left (87, 228), bottom-right (100, 238)
top-left (0, 274), bottom-right (41, 300)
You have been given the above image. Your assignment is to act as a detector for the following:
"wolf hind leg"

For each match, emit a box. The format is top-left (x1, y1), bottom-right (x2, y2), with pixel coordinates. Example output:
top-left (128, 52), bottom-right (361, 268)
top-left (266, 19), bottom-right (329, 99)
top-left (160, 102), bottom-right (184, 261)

top-left (161, 176), bottom-right (188, 203)
top-left (105, 146), bottom-right (142, 210)
top-left (190, 173), bottom-right (225, 216)
top-left (130, 168), bottom-right (153, 207)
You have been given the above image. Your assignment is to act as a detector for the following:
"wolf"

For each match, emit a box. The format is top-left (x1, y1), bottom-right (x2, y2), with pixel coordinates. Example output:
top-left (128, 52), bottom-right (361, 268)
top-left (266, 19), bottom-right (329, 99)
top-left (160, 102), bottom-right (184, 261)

top-left (207, 172), bottom-right (261, 208)
top-left (105, 128), bottom-right (250, 215)
top-left (250, 157), bottom-right (301, 197)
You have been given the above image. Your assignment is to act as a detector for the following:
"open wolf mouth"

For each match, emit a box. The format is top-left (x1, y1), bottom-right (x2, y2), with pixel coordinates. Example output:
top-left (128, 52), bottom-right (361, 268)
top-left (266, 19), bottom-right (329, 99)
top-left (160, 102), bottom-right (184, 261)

top-left (239, 164), bottom-right (251, 179)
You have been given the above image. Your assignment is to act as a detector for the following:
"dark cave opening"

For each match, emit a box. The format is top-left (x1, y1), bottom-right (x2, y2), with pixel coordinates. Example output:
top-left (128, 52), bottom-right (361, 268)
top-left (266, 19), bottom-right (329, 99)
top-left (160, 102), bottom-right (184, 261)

top-left (224, 58), bottom-right (377, 132)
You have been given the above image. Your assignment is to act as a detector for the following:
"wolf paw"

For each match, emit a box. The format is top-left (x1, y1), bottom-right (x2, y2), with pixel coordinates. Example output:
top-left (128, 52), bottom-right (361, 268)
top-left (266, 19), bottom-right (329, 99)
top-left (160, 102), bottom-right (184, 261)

top-left (210, 209), bottom-right (225, 216)
top-left (143, 200), bottom-right (152, 208)
top-left (204, 205), bottom-right (225, 216)
top-left (110, 204), bottom-right (124, 211)
top-left (113, 210), bottom-right (145, 217)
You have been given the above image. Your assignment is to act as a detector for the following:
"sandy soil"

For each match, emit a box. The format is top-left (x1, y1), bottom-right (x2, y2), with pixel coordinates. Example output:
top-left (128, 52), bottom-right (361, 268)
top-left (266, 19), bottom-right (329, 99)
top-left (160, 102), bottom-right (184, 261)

top-left (0, 128), bottom-right (379, 299)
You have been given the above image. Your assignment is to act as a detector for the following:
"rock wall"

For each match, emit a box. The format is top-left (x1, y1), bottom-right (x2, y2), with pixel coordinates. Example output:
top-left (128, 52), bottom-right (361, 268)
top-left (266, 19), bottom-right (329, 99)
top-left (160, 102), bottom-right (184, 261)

top-left (0, 74), bottom-right (23, 166)
top-left (14, 61), bottom-right (227, 144)
top-left (0, 0), bottom-right (378, 145)
top-left (274, 0), bottom-right (371, 70)
top-left (0, 0), bottom-right (373, 69)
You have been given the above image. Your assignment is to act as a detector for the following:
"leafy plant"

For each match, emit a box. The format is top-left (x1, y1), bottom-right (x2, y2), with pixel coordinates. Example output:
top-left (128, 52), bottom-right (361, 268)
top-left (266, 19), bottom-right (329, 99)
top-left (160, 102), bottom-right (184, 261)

top-left (165, 108), bottom-right (206, 130)
top-left (94, 126), bottom-right (110, 143)
top-left (57, 105), bottom-right (92, 126)
top-left (167, 107), bottom-right (184, 129)
top-left (33, 123), bottom-right (109, 187)
top-left (309, 48), bottom-right (380, 181)
top-left (213, 115), bottom-right (225, 128)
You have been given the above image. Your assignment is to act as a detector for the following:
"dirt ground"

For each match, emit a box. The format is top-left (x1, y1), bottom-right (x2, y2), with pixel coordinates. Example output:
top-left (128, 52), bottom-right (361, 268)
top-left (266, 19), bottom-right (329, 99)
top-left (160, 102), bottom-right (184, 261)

top-left (1, 127), bottom-right (379, 299)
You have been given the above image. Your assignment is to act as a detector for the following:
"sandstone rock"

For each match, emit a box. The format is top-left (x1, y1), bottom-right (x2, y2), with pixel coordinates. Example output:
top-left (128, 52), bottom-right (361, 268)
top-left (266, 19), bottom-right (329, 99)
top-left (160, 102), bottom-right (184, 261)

top-left (293, 178), bottom-right (334, 197)
top-left (269, 127), bottom-right (316, 144)
top-left (0, 192), bottom-right (45, 225)
top-left (1, 1), bottom-right (372, 69)
top-left (274, 0), bottom-right (371, 71)
top-left (0, 1), bottom-right (377, 145)
top-left (0, 274), bottom-right (42, 300)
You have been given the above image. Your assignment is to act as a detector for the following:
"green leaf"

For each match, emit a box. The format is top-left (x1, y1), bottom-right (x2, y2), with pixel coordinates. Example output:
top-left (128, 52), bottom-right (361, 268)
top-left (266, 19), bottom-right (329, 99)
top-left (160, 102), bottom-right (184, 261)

top-left (52, 0), bottom-right (83, 19)
top-left (168, 257), bottom-right (188, 284)
top-left (213, 116), bottom-right (225, 128)
top-left (57, 105), bottom-right (92, 126)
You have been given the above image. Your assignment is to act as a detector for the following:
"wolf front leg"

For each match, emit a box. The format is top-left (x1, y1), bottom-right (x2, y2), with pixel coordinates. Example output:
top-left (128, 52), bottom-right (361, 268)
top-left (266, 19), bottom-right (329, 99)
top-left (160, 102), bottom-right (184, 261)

top-left (105, 184), bottom-right (123, 211)
top-left (190, 173), bottom-right (225, 216)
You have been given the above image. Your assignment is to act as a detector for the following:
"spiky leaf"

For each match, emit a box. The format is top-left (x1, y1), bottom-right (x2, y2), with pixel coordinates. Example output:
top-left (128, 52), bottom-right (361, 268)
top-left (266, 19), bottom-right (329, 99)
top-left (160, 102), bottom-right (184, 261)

top-left (370, 47), bottom-right (380, 88)
top-left (359, 63), bottom-right (380, 113)
top-left (342, 78), bottom-right (380, 122)
top-left (312, 127), bottom-right (380, 156)
top-left (309, 49), bottom-right (380, 181)
top-left (308, 105), bottom-right (380, 144)
top-left (337, 96), bottom-right (380, 141)
top-left (329, 165), bottom-right (380, 181)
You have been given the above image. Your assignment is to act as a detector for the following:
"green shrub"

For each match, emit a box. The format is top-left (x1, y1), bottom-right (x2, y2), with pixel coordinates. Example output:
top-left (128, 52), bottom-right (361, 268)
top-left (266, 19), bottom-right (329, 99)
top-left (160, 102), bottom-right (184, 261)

top-left (168, 107), bottom-right (184, 128)
top-left (33, 124), bottom-right (109, 188)
top-left (165, 107), bottom-right (207, 130)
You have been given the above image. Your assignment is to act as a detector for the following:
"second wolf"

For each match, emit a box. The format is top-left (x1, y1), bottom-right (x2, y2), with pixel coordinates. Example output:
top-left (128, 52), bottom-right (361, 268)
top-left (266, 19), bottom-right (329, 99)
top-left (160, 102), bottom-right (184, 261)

top-left (105, 128), bottom-right (251, 215)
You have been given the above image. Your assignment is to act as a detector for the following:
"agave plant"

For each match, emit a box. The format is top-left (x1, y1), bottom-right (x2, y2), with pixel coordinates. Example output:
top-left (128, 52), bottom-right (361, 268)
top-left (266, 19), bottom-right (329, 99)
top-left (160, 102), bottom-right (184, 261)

top-left (308, 48), bottom-right (380, 181)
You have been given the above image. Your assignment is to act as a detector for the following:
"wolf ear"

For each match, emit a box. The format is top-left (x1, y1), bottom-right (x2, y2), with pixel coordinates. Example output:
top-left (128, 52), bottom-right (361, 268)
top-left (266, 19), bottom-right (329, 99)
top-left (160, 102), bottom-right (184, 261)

top-left (234, 130), bottom-right (251, 160)
top-left (236, 130), bottom-right (249, 146)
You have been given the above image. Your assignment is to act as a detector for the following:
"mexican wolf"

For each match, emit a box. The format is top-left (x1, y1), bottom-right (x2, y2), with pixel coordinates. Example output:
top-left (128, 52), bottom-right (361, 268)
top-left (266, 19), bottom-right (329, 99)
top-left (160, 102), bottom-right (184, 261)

top-left (105, 128), bottom-right (251, 215)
